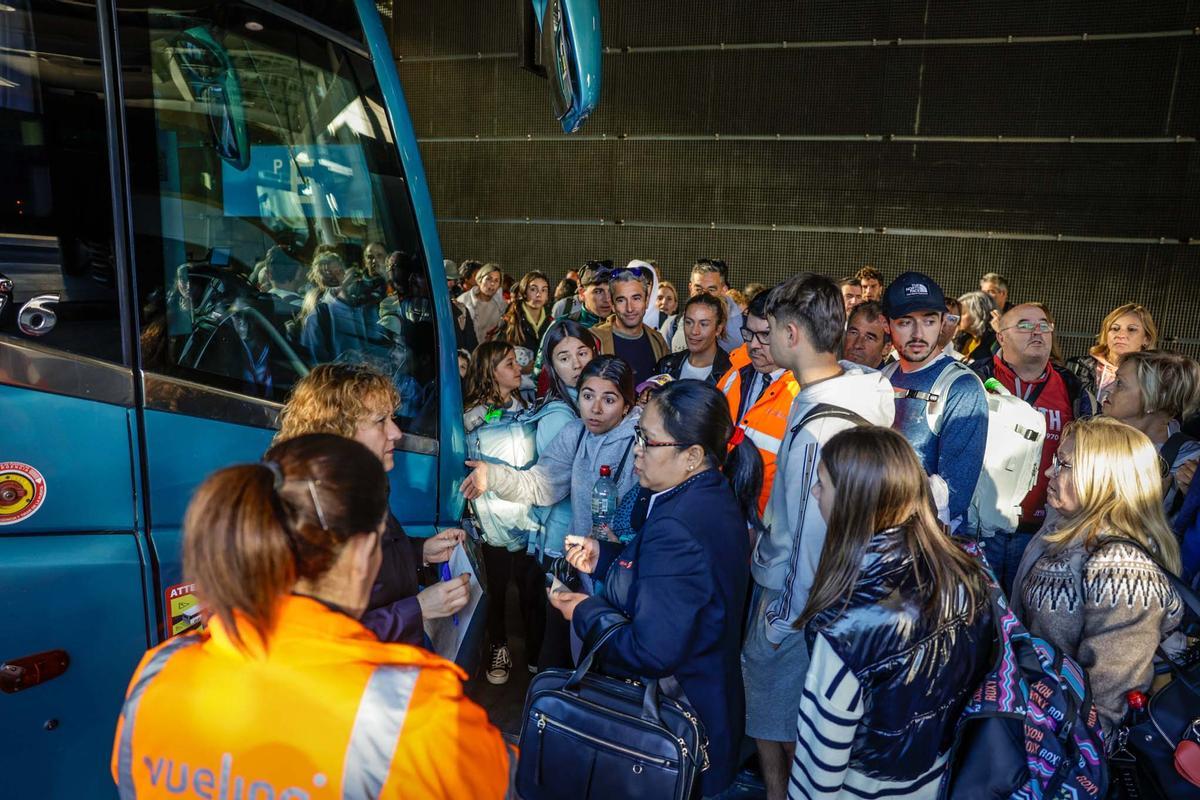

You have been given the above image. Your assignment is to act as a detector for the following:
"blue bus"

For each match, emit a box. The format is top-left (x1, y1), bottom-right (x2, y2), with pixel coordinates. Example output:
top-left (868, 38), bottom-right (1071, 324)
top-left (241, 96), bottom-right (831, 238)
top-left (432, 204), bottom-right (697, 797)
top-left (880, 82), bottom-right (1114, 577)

top-left (0, 1), bottom-right (598, 796)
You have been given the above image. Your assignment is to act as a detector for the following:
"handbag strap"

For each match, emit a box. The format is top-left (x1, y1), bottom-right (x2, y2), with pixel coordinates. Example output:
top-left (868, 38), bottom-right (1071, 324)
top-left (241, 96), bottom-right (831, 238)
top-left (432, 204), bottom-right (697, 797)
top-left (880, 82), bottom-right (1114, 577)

top-left (566, 618), bottom-right (666, 727)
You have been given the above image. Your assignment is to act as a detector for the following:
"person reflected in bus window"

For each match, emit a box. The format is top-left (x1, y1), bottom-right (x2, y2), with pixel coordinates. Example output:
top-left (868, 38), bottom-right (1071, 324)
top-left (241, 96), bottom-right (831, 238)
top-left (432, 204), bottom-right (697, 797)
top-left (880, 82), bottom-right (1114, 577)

top-left (363, 241), bottom-right (388, 281)
top-left (112, 434), bottom-right (512, 799)
top-left (263, 247), bottom-right (305, 319)
top-left (298, 251), bottom-right (387, 364)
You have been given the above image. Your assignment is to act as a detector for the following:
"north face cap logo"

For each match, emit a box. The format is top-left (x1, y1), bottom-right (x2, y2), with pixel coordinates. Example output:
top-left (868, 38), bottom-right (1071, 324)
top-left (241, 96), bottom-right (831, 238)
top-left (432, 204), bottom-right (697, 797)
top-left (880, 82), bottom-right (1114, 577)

top-left (905, 284), bottom-right (929, 296)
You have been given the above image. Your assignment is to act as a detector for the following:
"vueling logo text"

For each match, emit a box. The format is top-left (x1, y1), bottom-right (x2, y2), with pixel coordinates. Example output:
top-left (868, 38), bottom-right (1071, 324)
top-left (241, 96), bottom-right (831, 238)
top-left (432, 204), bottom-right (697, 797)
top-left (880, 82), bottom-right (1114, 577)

top-left (144, 752), bottom-right (326, 798)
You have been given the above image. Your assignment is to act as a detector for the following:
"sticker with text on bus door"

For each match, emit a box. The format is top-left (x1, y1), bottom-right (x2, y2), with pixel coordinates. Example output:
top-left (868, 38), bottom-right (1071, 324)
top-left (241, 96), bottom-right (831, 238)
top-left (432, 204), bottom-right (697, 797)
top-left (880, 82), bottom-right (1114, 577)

top-left (165, 582), bottom-right (204, 637)
top-left (0, 461), bottom-right (47, 525)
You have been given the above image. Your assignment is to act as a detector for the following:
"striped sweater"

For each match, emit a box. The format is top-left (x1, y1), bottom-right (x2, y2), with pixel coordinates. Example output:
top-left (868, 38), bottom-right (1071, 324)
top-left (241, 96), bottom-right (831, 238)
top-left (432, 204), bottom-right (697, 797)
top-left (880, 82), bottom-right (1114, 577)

top-left (789, 635), bottom-right (947, 800)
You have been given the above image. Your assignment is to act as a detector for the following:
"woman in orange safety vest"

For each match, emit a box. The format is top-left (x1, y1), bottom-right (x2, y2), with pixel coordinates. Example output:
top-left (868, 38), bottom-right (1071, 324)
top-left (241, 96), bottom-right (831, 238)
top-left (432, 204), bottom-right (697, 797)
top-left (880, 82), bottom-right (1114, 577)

top-left (111, 433), bottom-right (513, 799)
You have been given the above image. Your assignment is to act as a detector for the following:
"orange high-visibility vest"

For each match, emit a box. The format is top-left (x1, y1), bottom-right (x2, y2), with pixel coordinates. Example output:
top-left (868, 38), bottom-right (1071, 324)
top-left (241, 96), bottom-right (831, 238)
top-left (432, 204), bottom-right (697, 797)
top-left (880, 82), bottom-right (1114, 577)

top-left (720, 345), bottom-right (800, 515)
top-left (112, 595), bottom-right (513, 800)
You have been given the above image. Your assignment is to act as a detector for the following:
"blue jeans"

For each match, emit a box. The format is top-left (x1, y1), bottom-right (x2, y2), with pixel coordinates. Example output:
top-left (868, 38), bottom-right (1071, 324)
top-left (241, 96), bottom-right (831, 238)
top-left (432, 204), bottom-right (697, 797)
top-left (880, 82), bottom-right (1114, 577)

top-left (982, 528), bottom-right (1036, 598)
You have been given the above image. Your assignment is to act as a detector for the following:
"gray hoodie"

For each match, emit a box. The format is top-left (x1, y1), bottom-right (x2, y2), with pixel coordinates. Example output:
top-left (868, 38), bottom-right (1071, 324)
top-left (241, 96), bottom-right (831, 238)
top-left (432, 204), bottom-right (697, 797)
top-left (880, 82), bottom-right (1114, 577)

top-left (751, 362), bottom-right (896, 644)
top-left (485, 408), bottom-right (641, 539)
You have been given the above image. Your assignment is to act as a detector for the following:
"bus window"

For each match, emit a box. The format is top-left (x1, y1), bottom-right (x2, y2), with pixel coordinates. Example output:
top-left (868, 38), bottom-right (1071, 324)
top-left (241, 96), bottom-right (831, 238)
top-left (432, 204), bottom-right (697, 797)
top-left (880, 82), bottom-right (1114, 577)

top-left (119, 1), bottom-right (438, 435)
top-left (0, 1), bottom-right (121, 364)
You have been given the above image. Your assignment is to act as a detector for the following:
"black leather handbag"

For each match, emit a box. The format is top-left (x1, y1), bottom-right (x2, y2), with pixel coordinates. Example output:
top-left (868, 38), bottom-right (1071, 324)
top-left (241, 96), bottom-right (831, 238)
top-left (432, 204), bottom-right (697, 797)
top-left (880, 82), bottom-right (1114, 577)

top-left (515, 621), bottom-right (709, 800)
top-left (1106, 538), bottom-right (1200, 800)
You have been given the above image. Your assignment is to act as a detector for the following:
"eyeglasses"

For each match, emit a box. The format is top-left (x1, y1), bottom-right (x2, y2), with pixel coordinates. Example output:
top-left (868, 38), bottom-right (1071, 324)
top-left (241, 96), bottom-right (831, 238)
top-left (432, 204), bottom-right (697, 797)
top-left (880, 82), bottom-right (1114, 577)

top-left (944, 313), bottom-right (961, 325)
top-left (1050, 453), bottom-right (1072, 476)
top-left (740, 326), bottom-right (770, 345)
top-left (1001, 321), bottom-right (1054, 335)
top-left (634, 425), bottom-right (686, 449)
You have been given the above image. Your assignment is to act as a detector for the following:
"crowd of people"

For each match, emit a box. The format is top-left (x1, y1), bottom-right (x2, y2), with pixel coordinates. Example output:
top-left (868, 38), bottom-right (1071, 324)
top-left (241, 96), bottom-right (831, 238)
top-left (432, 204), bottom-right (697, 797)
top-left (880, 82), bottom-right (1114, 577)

top-left (113, 252), bottom-right (1200, 800)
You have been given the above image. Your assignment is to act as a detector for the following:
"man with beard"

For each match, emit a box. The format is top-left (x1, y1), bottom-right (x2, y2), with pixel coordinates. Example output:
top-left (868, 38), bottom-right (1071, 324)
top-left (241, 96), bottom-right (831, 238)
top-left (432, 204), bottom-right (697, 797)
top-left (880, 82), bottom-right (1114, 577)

top-left (590, 266), bottom-right (669, 385)
top-left (882, 272), bottom-right (989, 535)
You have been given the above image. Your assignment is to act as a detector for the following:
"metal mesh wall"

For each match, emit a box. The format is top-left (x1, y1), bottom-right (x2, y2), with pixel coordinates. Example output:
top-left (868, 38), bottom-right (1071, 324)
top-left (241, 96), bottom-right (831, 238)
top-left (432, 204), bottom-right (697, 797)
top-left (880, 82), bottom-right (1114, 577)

top-left (392, 1), bottom-right (1200, 358)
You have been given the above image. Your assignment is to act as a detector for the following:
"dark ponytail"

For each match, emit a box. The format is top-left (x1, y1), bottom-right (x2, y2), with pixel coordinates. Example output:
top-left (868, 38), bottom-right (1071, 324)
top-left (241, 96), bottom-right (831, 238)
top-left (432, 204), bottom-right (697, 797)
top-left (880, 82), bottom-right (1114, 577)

top-left (650, 381), bottom-right (764, 530)
top-left (184, 434), bottom-right (389, 651)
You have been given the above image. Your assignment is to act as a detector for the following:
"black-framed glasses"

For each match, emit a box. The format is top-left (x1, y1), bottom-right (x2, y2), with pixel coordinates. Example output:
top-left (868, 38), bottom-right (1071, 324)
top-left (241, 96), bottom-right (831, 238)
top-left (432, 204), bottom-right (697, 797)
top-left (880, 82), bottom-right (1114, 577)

top-left (740, 326), bottom-right (770, 345)
top-left (634, 425), bottom-right (686, 449)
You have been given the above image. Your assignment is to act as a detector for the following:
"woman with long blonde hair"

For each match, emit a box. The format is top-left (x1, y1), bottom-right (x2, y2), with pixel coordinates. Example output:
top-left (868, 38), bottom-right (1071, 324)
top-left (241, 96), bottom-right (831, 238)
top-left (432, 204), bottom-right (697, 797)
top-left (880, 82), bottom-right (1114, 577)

top-left (1012, 416), bottom-right (1182, 735)
top-left (788, 426), bottom-right (992, 800)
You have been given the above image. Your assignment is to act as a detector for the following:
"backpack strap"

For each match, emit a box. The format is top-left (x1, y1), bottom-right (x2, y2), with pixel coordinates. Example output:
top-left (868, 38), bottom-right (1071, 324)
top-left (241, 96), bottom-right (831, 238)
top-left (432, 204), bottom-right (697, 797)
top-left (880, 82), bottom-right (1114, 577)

top-left (788, 403), bottom-right (870, 448)
top-left (1162, 432), bottom-right (1196, 476)
top-left (613, 438), bottom-right (635, 480)
top-left (925, 360), bottom-right (978, 435)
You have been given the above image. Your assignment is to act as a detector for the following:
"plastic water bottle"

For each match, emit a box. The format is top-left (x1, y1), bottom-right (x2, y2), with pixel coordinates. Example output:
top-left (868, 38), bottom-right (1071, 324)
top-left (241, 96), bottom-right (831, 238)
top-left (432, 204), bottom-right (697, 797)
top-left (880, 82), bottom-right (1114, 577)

top-left (590, 465), bottom-right (617, 540)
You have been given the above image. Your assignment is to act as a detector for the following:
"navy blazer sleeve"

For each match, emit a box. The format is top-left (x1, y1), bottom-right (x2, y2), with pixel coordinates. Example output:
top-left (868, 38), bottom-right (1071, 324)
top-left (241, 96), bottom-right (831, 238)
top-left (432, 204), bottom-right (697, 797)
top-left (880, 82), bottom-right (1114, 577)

top-left (360, 596), bottom-right (423, 645)
top-left (573, 516), bottom-right (714, 678)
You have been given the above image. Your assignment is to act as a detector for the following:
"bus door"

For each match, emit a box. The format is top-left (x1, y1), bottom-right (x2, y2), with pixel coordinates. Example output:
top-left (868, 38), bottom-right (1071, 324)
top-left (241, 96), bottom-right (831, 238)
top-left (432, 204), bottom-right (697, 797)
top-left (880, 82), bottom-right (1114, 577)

top-left (114, 0), bottom-right (451, 621)
top-left (0, 3), bottom-right (151, 797)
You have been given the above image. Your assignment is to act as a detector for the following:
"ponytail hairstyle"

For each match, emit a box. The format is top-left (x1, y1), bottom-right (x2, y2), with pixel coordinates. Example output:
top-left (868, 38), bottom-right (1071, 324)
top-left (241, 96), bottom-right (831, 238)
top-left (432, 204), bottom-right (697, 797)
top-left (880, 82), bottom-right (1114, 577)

top-left (648, 380), bottom-right (764, 530)
top-left (463, 340), bottom-right (518, 411)
top-left (682, 292), bottom-right (728, 332)
top-left (183, 434), bottom-right (389, 652)
top-left (500, 271), bottom-right (551, 346)
top-left (577, 354), bottom-right (637, 412)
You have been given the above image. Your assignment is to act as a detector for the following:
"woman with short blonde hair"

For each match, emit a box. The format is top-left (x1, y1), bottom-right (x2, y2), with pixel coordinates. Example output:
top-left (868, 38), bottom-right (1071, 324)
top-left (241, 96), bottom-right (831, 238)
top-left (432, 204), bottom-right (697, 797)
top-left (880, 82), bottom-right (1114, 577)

top-left (1101, 349), bottom-right (1200, 517)
top-left (276, 362), bottom-right (468, 645)
top-left (1013, 416), bottom-right (1182, 735)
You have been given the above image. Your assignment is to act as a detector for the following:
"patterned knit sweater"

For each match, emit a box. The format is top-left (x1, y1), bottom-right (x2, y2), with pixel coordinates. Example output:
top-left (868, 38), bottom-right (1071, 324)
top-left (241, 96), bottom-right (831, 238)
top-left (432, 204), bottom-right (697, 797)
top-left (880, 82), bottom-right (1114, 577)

top-left (1011, 537), bottom-right (1182, 735)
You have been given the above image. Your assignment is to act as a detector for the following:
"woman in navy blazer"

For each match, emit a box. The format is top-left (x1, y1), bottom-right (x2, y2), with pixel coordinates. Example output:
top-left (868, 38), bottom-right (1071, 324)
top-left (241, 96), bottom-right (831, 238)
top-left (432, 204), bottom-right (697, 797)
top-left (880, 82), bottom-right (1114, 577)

top-left (551, 380), bottom-right (763, 796)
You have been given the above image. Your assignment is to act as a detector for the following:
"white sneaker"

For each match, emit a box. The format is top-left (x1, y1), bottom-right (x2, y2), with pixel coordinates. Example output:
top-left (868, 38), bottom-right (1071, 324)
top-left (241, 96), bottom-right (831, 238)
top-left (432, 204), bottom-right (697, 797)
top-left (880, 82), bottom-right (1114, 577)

top-left (487, 644), bottom-right (512, 685)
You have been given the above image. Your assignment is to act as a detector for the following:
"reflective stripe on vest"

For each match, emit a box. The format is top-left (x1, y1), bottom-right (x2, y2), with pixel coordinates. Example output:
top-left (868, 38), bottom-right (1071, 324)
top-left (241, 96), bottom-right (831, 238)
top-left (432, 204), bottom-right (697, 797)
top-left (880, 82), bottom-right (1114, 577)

top-left (116, 635), bottom-right (202, 800)
top-left (341, 665), bottom-right (420, 800)
top-left (744, 425), bottom-right (784, 454)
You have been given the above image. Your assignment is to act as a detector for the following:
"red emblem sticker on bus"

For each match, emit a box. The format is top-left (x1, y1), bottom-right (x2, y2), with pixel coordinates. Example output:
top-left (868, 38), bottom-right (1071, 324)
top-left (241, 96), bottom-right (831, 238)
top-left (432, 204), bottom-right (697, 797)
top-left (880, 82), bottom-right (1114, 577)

top-left (0, 462), bottom-right (47, 526)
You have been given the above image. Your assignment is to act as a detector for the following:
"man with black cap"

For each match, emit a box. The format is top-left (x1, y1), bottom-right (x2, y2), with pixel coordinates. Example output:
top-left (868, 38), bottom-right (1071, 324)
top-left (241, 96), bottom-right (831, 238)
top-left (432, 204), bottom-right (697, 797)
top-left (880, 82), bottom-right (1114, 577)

top-left (562, 260), bottom-right (614, 328)
top-left (881, 271), bottom-right (989, 535)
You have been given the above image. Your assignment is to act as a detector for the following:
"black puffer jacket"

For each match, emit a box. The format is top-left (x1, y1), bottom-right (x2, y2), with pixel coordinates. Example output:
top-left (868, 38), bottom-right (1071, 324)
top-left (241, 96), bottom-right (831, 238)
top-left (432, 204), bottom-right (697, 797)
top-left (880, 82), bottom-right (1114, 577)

top-left (807, 526), bottom-right (993, 781)
top-left (653, 346), bottom-right (733, 385)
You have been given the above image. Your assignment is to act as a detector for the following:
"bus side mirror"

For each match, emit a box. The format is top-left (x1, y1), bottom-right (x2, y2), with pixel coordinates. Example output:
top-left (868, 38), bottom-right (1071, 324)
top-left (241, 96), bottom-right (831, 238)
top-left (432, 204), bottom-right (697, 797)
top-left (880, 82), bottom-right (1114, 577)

top-left (523, 0), bottom-right (601, 133)
top-left (171, 26), bottom-right (251, 170)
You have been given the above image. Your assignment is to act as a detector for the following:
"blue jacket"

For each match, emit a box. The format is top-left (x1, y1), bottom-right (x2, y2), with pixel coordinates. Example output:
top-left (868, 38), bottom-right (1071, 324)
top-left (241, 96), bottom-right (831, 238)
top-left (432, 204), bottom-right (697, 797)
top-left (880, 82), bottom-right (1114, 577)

top-left (573, 469), bottom-right (750, 796)
top-left (886, 355), bottom-right (989, 533)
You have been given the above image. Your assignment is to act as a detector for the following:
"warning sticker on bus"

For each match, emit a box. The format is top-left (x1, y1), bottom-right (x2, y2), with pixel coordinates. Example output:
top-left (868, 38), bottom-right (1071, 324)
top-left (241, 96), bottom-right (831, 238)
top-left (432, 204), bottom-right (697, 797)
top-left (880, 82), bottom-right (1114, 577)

top-left (165, 582), bottom-right (203, 637)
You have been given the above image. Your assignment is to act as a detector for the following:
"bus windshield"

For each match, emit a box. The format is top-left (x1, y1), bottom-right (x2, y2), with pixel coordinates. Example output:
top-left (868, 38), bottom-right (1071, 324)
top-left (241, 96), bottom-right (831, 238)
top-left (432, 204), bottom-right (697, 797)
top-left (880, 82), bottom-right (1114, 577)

top-left (121, 1), bottom-right (437, 428)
